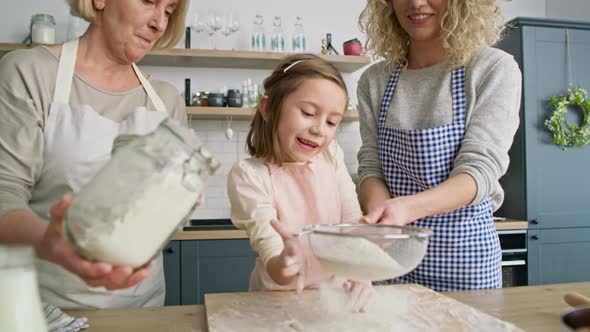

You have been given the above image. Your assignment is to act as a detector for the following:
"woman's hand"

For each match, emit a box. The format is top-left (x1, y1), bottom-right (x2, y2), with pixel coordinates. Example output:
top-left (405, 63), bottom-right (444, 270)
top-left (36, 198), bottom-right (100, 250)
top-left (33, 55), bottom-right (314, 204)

top-left (35, 195), bottom-right (152, 290)
top-left (269, 219), bottom-right (306, 293)
top-left (361, 197), bottom-right (411, 226)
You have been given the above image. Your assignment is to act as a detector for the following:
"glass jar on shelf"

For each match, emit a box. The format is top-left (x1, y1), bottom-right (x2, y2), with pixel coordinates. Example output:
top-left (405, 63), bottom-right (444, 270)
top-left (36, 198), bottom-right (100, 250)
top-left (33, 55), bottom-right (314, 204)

top-left (64, 118), bottom-right (220, 268)
top-left (30, 13), bottom-right (56, 45)
top-left (0, 245), bottom-right (48, 332)
top-left (292, 16), bottom-right (306, 52)
top-left (251, 14), bottom-right (266, 51)
top-left (270, 16), bottom-right (285, 52)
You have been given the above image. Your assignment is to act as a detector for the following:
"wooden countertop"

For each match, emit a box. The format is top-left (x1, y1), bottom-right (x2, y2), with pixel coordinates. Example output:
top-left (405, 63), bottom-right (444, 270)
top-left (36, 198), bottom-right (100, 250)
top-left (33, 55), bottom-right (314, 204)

top-left (445, 282), bottom-right (588, 332)
top-left (494, 218), bottom-right (528, 231)
top-left (66, 305), bottom-right (207, 332)
top-left (171, 229), bottom-right (247, 240)
top-left (66, 282), bottom-right (587, 331)
top-left (171, 218), bottom-right (527, 240)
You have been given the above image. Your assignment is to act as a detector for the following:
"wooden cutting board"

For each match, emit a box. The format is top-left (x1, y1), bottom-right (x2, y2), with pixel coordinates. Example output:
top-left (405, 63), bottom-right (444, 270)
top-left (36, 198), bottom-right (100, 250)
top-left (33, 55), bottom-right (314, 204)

top-left (205, 284), bottom-right (523, 332)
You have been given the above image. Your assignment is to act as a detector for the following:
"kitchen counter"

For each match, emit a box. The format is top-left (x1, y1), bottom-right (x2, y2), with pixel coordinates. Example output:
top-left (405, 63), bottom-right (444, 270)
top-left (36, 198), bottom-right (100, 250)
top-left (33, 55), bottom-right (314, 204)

top-left (172, 229), bottom-right (247, 240)
top-left (65, 281), bottom-right (587, 331)
top-left (494, 218), bottom-right (528, 231)
top-left (171, 218), bottom-right (528, 240)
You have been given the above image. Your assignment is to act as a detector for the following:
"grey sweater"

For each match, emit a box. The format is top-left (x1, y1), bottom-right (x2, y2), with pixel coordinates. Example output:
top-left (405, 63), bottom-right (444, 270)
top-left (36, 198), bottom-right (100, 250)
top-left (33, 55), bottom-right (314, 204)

top-left (0, 46), bottom-right (187, 217)
top-left (357, 47), bottom-right (522, 210)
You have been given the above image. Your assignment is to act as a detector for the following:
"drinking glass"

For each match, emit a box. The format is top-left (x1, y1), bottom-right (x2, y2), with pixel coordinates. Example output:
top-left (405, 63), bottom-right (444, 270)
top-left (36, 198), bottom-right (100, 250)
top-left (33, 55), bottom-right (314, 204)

top-left (190, 10), bottom-right (207, 49)
top-left (206, 9), bottom-right (223, 49)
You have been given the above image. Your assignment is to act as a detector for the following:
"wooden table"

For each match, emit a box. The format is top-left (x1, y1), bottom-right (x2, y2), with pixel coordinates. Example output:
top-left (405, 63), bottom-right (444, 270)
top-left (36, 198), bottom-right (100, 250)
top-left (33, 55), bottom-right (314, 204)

top-left (67, 305), bottom-right (207, 332)
top-left (445, 282), bottom-right (588, 332)
top-left (66, 282), bottom-right (589, 331)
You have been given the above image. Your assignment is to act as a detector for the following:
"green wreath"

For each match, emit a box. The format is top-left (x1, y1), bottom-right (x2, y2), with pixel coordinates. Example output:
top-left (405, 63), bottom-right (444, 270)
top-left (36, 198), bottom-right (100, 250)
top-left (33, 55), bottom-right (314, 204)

top-left (545, 87), bottom-right (590, 147)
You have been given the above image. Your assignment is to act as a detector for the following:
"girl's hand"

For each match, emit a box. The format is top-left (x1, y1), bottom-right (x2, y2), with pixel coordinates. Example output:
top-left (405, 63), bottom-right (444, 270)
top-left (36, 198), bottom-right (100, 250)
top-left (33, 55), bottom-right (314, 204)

top-left (361, 197), bottom-right (411, 226)
top-left (270, 219), bottom-right (306, 293)
top-left (36, 195), bottom-right (153, 290)
top-left (328, 277), bottom-right (375, 312)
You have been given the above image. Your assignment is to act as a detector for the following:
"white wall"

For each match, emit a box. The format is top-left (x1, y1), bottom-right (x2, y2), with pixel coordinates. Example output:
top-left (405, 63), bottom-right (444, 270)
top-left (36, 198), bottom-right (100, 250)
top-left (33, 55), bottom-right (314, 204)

top-left (0, 0), bottom-right (367, 219)
top-left (497, 0), bottom-right (547, 21)
top-left (546, 0), bottom-right (590, 21)
top-left (1, 0), bottom-right (575, 220)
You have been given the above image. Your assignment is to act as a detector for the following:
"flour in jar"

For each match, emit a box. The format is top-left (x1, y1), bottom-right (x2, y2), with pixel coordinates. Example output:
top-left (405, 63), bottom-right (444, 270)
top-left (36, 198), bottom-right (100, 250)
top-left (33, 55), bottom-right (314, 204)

top-left (65, 119), bottom-right (219, 268)
top-left (310, 234), bottom-right (406, 281)
top-left (68, 167), bottom-right (201, 268)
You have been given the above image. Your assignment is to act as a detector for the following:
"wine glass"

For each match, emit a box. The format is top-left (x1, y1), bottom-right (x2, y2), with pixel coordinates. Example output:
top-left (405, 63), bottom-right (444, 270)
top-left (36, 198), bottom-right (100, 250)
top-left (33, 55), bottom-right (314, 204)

top-left (220, 11), bottom-right (234, 50)
top-left (229, 12), bottom-right (240, 50)
top-left (230, 12), bottom-right (240, 34)
top-left (190, 11), bottom-right (207, 49)
top-left (206, 9), bottom-right (223, 49)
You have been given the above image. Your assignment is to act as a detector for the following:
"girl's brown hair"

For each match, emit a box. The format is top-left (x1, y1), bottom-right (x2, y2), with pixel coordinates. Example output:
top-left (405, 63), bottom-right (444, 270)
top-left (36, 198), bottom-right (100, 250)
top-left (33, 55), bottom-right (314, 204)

top-left (246, 54), bottom-right (348, 164)
top-left (67, 0), bottom-right (188, 50)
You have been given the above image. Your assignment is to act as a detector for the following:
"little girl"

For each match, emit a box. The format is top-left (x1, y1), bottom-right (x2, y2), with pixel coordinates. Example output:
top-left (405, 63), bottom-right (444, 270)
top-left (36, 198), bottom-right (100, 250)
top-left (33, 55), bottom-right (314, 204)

top-left (227, 54), bottom-right (372, 311)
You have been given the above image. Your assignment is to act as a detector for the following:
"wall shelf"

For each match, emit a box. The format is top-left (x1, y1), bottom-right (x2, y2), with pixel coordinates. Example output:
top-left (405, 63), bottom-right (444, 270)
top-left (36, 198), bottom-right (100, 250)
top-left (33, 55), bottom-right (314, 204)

top-left (0, 43), bottom-right (371, 73)
top-left (0, 43), bottom-right (362, 121)
top-left (186, 106), bottom-right (359, 121)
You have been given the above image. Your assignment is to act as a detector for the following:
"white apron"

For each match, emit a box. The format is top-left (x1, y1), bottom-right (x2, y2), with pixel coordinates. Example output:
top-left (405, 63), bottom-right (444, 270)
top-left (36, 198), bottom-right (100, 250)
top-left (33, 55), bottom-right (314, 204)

top-left (31, 38), bottom-right (170, 309)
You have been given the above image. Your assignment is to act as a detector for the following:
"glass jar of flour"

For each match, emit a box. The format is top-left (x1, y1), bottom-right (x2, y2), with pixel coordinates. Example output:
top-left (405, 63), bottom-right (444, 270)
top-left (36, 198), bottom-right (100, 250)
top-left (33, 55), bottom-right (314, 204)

top-left (31, 14), bottom-right (56, 44)
top-left (64, 118), bottom-right (220, 268)
top-left (0, 246), bottom-right (48, 332)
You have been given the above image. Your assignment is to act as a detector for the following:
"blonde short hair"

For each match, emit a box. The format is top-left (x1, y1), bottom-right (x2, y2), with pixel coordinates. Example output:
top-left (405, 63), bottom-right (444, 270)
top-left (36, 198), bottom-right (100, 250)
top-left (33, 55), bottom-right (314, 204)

top-left (359, 0), bottom-right (504, 68)
top-left (246, 54), bottom-right (348, 164)
top-left (66, 0), bottom-right (188, 50)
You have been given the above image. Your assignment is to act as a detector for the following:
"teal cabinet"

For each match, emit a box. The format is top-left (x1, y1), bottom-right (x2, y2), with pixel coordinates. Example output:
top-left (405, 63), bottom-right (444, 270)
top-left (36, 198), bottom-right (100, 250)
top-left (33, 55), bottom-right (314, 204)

top-left (528, 228), bottom-right (590, 285)
top-left (181, 240), bottom-right (257, 304)
top-left (162, 239), bottom-right (257, 305)
top-left (496, 18), bottom-right (590, 285)
top-left (162, 241), bottom-right (181, 306)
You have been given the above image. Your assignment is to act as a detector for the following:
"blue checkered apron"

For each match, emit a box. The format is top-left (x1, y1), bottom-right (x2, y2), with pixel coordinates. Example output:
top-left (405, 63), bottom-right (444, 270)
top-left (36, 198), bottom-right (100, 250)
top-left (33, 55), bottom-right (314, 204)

top-left (377, 65), bottom-right (502, 291)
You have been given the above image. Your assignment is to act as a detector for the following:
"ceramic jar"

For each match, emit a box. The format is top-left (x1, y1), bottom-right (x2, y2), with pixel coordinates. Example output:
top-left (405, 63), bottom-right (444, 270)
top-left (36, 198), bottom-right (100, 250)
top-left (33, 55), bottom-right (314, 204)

top-left (343, 39), bottom-right (363, 56)
top-left (227, 89), bottom-right (242, 107)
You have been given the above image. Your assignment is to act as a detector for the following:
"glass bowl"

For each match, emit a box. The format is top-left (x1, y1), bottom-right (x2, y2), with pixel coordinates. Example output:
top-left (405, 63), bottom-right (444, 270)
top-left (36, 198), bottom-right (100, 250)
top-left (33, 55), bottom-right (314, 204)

top-left (301, 224), bottom-right (432, 281)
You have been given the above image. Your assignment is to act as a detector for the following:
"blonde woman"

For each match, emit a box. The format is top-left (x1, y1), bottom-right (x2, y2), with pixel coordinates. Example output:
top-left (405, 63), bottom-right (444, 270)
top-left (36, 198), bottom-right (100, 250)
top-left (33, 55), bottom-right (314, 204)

top-left (357, 0), bottom-right (522, 290)
top-left (0, 0), bottom-right (188, 308)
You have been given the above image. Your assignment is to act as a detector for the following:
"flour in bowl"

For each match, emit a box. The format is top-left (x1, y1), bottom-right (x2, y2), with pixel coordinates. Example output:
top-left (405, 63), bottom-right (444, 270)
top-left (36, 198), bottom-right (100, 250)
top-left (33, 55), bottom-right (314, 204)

top-left (309, 234), bottom-right (406, 281)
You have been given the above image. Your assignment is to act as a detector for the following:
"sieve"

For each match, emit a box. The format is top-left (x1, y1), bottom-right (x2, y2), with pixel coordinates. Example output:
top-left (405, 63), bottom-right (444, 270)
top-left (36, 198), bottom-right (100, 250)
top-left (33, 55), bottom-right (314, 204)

top-left (299, 224), bottom-right (432, 281)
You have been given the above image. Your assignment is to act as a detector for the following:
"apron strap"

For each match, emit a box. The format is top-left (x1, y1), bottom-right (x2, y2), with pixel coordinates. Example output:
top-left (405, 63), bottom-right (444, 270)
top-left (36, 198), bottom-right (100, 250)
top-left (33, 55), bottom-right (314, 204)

top-left (53, 39), bottom-right (78, 104)
top-left (450, 66), bottom-right (466, 123)
top-left (132, 63), bottom-right (168, 113)
top-left (52, 39), bottom-right (167, 114)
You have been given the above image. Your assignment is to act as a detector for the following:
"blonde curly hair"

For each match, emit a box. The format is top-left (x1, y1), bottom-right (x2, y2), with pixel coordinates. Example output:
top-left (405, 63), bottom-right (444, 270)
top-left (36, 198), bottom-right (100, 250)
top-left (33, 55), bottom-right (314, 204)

top-left (359, 0), bottom-right (504, 69)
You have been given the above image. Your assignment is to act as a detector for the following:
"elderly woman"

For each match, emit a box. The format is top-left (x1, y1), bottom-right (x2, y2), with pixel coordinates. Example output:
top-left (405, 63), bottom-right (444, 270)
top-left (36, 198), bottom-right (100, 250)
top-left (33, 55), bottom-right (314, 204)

top-left (0, 0), bottom-right (188, 308)
top-left (357, 0), bottom-right (522, 291)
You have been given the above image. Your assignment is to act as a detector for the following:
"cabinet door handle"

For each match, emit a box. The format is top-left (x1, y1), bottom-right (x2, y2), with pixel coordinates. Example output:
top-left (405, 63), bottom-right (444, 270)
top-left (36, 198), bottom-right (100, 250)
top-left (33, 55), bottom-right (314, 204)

top-left (531, 235), bottom-right (539, 240)
top-left (166, 247), bottom-right (175, 254)
top-left (530, 219), bottom-right (539, 225)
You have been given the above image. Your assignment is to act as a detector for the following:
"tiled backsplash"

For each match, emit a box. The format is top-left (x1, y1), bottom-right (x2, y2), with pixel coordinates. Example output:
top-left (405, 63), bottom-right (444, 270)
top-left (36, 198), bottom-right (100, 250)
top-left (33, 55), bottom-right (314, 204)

top-left (189, 118), bottom-right (362, 219)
